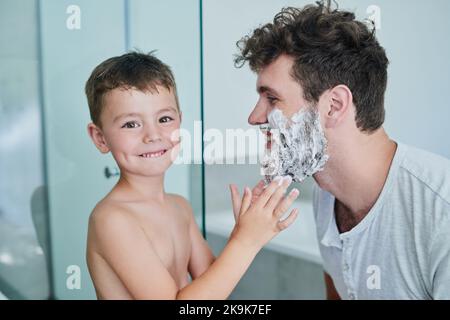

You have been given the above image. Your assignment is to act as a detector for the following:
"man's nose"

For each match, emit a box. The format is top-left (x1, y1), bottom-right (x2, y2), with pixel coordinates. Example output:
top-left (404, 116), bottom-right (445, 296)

top-left (248, 102), bottom-right (269, 126)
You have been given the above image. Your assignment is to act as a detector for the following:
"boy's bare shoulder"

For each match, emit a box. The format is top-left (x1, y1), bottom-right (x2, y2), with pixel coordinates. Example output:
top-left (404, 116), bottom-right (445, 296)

top-left (88, 196), bottom-right (140, 235)
top-left (88, 193), bottom-right (194, 236)
top-left (166, 193), bottom-right (194, 217)
top-left (167, 193), bottom-right (191, 208)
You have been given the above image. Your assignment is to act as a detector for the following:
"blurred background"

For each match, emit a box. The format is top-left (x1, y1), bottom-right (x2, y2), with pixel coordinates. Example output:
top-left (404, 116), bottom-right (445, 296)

top-left (0, 0), bottom-right (449, 300)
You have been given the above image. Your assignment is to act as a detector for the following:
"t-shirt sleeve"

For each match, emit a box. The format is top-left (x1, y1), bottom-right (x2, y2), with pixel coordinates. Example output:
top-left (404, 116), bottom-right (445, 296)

top-left (430, 218), bottom-right (450, 299)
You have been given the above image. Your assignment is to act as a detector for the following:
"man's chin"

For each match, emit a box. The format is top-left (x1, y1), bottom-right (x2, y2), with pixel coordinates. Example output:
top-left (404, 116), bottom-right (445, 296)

top-left (310, 165), bottom-right (332, 190)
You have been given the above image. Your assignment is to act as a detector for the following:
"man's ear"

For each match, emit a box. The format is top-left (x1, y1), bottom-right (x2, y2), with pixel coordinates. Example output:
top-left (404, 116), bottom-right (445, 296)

top-left (87, 123), bottom-right (110, 154)
top-left (322, 85), bottom-right (353, 129)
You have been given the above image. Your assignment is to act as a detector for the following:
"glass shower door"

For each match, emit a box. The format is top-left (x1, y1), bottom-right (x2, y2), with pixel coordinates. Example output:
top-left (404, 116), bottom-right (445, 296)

top-left (0, 0), bottom-right (50, 299)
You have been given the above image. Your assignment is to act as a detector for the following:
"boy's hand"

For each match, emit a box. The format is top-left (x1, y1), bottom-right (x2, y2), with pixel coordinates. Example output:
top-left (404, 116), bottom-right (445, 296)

top-left (229, 176), bottom-right (299, 249)
top-left (229, 180), bottom-right (265, 222)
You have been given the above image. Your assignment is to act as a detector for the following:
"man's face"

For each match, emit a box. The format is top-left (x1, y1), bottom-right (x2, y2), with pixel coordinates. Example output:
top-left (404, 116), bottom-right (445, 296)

top-left (98, 87), bottom-right (181, 177)
top-left (251, 54), bottom-right (329, 182)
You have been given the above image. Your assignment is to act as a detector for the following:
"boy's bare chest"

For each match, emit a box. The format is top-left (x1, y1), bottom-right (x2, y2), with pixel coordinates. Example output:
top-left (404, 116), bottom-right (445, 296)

top-left (134, 204), bottom-right (192, 284)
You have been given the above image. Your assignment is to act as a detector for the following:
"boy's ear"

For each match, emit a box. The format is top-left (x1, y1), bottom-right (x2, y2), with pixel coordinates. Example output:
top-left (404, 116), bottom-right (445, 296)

top-left (322, 85), bottom-right (352, 129)
top-left (87, 123), bottom-right (110, 154)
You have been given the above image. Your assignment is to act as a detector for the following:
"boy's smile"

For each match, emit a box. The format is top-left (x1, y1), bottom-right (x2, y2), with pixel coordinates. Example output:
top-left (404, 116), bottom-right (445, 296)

top-left (139, 150), bottom-right (168, 158)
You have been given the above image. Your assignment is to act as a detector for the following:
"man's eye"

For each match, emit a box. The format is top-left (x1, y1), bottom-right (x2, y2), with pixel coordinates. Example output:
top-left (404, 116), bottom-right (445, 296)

top-left (122, 121), bottom-right (140, 129)
top-left (267, 96), bottom-right (278, 104)
top-left (159, 116), bottom-right (174, 123)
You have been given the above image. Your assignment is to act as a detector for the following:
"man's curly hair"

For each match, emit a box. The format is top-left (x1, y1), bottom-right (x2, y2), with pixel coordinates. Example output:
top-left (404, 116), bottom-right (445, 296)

top-left (235, 0), bottom-right (389, 133)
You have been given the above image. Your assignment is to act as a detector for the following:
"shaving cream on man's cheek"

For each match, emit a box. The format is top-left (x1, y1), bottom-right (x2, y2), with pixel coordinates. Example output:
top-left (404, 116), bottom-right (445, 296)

top-left (260, 107), bottom-right (329, 183)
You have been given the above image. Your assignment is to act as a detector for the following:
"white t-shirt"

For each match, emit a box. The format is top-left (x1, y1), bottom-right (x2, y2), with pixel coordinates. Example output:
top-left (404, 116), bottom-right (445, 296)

top-left (313, 142), bottom-right (450, 300)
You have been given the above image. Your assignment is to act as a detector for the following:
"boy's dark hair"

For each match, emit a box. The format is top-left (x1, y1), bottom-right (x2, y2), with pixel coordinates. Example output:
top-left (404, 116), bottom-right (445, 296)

top-left (85, 51), bottom-right (179, 127)
top-left (234, 0), bottom-right (389, 133)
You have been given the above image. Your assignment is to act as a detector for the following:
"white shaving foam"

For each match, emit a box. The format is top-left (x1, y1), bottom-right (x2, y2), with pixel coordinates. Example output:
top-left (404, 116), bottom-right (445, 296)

top-left (260, 107), bottom-right (329, 183)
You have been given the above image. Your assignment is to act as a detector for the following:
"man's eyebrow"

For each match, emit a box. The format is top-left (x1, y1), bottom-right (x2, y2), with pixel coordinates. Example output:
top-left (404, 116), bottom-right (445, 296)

top-left (257, 85), bottom-right (281, 97)
top-left (113, 112), bottom-right (142, 123)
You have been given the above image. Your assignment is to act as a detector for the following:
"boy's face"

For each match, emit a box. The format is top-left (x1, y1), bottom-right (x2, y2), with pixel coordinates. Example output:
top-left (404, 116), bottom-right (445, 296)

top-left (89, 86), bottom-right (181, 178)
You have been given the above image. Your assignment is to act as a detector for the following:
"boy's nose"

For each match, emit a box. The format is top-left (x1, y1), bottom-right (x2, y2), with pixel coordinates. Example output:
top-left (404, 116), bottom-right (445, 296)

top-left (143, 126), bottom-right (162, 143)
top-left (143, 135), bottom-right (162, 143)
top-left (248, 103), bottom-right (269, 126)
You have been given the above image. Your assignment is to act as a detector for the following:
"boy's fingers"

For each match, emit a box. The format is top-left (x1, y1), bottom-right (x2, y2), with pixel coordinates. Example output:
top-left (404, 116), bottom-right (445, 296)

top-left (274, 188), bottom-right (300, 219)
top-left (251, 180), bottom-right (265, 204)
top-left (240, 187), bottom-right (252, 215)
top-left (265, 176), bottom-right (293, 210)
top-left (251, 180), bottom-right (266, 200)
top-left (229, 184), bottom-right (241, 221)
top-left (256, 176), bottom-right (284, 207)
top-left (277, 208), bottom-right (299, 231)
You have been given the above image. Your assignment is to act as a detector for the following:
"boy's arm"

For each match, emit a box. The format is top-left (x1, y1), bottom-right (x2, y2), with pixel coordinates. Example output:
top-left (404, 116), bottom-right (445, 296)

top-left (171, 194), bottom-right (215, 279)
top-left (176, 177), bottom-right (299, 299)
top-left (177, 237), bottom-right (259, 299)
top-left (185, 180), bottom-right (267, 280)
top-left (186, 205), bottom-right (216, 279)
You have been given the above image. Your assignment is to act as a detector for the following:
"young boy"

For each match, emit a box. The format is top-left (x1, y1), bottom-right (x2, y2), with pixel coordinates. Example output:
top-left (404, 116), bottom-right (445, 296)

top-left (85, 52), bottom-right (300, 299)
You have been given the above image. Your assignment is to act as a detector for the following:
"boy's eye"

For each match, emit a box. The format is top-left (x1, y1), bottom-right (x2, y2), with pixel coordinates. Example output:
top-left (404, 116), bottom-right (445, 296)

top-left (159, 116), bottom-right (174, 123)
top-left (122, 121), bottom-right (140, 129)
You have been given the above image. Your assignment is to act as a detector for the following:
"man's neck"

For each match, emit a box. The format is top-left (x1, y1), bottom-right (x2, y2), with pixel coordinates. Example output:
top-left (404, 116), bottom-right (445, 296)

top-left (314, 129), bottom-right (397, 232)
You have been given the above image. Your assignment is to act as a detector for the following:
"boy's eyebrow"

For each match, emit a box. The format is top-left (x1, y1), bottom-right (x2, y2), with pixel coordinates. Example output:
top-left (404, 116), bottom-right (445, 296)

top-left (157, 107), bottom-right (178, 114)
top-left (113, 112), bottom-right (142, 123)
top-left (257, 85), bottom-right (281, 97)
top-left (113, 107), bottom-right (178, 123)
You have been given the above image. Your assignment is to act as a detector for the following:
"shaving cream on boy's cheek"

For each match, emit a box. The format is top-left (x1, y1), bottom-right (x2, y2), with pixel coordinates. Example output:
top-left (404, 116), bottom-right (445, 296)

top-left (260, 107), bottom-right (329, 183)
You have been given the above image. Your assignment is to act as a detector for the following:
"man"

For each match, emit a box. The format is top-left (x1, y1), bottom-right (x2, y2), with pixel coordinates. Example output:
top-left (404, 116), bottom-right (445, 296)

top-left (233, 1), bottom-right (450, 299)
